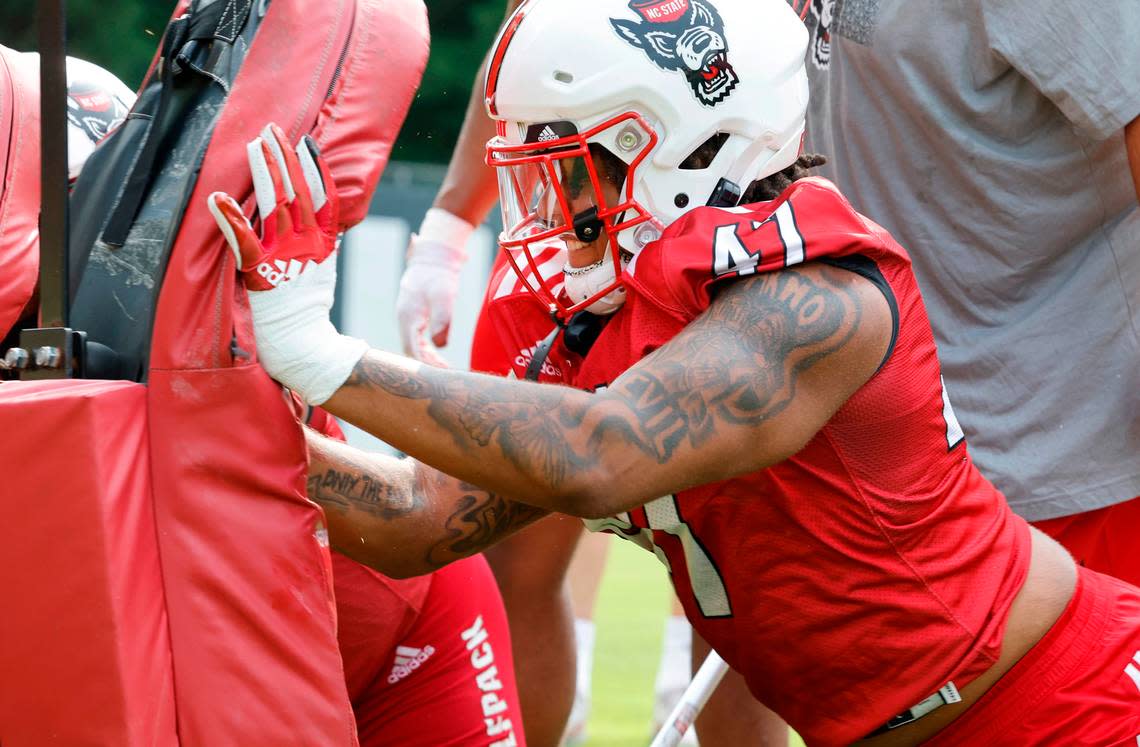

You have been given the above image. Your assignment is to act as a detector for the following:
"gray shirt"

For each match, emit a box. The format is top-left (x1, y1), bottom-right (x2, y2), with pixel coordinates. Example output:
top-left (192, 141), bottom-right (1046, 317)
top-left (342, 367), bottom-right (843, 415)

top-left (798, 0), bottom-right (1140, 520)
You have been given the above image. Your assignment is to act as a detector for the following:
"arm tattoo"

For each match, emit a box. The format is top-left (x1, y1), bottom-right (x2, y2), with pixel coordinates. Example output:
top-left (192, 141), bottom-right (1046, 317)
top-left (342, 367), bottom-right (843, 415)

top-left (308, 450), bottom-right (546, 570)
top-left (346, 358), bottom-right (597, 489)
top-left (422, 471), bottom-right (548, 567)
top-left (604, 267), bottom-right (859, 456)
top-left (307, 461), bottom-right (419, 520)
top-left (343, 264), bottom-right (864, 487)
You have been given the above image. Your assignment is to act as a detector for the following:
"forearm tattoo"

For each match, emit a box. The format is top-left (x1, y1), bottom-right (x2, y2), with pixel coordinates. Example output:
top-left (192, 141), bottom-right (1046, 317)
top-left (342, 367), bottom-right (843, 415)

top-left (343, 265), bottom-right (862, 489)
top-left (307, 463), bottom-right (418, 520)
top-left (420, 469), bottom-right (547, 567)
top-left (308, 452), bottom-right (545, 569)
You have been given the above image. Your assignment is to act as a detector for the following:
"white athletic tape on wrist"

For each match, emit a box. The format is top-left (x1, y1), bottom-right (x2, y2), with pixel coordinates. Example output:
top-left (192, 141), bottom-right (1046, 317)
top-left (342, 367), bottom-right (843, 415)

top-left (409, 208), bottom-right (473, 267)
top-left (246, 254), bottom-right (368, 405)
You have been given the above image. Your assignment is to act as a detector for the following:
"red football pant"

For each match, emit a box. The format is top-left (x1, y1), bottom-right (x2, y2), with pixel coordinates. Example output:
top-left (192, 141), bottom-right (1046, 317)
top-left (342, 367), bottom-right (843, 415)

top-left (334, 553), bottom-right (526, 747)
top-left (1033, 495), bottom-right (1140, 587)
top-left (924, 567), bottom-right (1140, 745)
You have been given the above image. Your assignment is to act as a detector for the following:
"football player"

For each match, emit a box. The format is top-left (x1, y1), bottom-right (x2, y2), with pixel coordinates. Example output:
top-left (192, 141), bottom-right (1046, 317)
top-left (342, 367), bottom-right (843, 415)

top-left (208, 0), bottom-right (1140, 743)
top-left (395, 2), bottom-right (768, 742)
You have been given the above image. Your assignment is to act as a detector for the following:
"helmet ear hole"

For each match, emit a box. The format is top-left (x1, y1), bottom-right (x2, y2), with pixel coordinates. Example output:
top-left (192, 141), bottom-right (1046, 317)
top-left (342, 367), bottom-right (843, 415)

top-left (679, 132), bottom-right (730, 170)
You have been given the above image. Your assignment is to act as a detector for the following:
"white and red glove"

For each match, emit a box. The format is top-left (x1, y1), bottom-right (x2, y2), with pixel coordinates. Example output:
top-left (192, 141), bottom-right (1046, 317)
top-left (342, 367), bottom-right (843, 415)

top-left (395, 208), bottom-right (473, 367)
top-left (207, 123), bottom-right (368, 405)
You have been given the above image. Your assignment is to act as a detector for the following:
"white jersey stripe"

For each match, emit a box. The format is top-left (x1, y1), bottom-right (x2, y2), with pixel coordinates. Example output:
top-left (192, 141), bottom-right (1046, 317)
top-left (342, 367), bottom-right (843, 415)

top-left (1125, 661), bottom-right (1140, 692)
top-left (774, 201), bottom-right (805, 266)
top-left (941, 376), bottom-right (965, 449)
top-left (644, 495), bottom-right (731, 617)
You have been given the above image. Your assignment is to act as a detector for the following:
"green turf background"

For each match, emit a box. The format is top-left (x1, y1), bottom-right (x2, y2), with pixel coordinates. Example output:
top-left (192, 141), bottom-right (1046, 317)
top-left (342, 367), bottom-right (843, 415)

top-left (580, 538), bottom-right (806, 747)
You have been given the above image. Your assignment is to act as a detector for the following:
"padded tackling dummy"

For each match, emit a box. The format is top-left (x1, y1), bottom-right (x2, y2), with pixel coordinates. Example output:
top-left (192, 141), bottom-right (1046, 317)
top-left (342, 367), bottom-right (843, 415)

top-left (51, 0), bottom-right (424, 745)
top-left (0, 381), bottom-right (177, 746)
top-left (0, 49), bottom-right (172, 747)
top-left (0, 47), bottom-right (40, 345)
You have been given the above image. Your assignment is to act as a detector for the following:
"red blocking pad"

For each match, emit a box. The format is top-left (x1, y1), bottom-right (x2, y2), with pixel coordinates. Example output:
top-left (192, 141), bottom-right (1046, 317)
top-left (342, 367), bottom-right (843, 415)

top-left (147, 365), bottom-right (356, 746)
top-left (0, 47), bottom-right (42, 338)
top-left (0, 380), bottom-right (177, 747)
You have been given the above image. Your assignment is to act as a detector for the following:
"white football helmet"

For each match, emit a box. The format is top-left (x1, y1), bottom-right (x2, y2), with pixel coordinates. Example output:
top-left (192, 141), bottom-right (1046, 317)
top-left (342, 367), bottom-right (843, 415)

top-left (63, 56), bottom-right (136, 181)
top-left (485, 0), bottom-right (809, 318)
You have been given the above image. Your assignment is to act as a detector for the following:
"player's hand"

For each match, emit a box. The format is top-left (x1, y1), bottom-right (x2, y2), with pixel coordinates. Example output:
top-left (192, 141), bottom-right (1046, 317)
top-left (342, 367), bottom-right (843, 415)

top-left (207, 123), bottom-right (368, 405)
top-left (395, 208), bottom-right (473, 367)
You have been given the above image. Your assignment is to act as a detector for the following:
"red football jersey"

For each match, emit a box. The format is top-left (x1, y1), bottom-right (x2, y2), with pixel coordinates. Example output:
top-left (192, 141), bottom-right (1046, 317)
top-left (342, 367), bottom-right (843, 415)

top-left (473, 178), bottom-right (1031, 745)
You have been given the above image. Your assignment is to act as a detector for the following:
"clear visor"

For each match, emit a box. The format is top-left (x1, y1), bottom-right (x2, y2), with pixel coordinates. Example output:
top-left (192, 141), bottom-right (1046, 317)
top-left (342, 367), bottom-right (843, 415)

top-left (492, 145), bottom-right (625, 244)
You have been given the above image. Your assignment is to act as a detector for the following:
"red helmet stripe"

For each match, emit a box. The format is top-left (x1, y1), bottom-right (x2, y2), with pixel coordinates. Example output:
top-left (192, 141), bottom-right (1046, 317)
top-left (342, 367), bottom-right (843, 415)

top-left (484, 1), bottom-right (533, 116)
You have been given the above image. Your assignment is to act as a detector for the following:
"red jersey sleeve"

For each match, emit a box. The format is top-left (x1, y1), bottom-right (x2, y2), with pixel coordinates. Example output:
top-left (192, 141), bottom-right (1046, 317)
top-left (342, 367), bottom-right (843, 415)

top-left (627, 177), bottom-right (897, 319)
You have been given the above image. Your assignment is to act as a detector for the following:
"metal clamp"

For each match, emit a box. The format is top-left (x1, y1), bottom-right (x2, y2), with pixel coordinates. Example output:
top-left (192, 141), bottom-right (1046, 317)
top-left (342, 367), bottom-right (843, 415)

top-left (10, 328), bottom-right (87, 380)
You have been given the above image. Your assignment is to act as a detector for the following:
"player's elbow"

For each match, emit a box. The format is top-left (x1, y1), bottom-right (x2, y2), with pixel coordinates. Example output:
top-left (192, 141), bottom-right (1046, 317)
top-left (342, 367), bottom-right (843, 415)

top-left (554, 489), bottom-right (611, 520)
top-left (552, 469), bottom-right (640, 520)
top-left (574, 498), bottom-right (623, 521)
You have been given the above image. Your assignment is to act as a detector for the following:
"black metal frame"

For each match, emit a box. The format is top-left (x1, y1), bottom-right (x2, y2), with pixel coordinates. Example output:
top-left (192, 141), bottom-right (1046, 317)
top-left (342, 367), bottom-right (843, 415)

top-left (3, 0), bottom-right (87, 380)
top-left (37, 0), bottom-right (70, 330)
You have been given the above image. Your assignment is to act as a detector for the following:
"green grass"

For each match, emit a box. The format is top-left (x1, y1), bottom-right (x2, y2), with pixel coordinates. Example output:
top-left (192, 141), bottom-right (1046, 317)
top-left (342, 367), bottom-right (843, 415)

top-left (581, 538), bottom-right (805, 747)
top-left (584, 538), bottom-right (672, 747)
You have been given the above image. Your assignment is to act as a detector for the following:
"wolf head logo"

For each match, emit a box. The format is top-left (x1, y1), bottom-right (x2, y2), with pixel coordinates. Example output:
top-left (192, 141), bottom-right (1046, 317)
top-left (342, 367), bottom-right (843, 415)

top-left (67, 82), bottom-right (129, 144)
top-left (611, 0), bottom-right (739, 107)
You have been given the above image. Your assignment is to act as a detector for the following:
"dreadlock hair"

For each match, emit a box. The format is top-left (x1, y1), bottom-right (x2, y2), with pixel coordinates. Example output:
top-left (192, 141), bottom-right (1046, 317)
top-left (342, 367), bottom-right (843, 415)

top-left (741, 153), bottom-right (828, 203)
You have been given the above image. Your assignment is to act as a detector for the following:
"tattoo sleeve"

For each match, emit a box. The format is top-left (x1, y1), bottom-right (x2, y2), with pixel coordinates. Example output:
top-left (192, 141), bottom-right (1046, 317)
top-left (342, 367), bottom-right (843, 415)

top-left (331, 262), bottom-right (884, 516)
top-left (415, 468), bottom-right (548, 568)
top-left (306, 458), bottom-right (418, 520)
top-left (305, 430), bottom-right (547, 576)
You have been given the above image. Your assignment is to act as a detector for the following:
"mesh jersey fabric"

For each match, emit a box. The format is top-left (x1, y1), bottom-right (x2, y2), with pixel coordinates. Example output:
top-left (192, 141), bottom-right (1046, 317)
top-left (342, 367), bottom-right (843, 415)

top-left (473, 178), bottom-right (1030, 745)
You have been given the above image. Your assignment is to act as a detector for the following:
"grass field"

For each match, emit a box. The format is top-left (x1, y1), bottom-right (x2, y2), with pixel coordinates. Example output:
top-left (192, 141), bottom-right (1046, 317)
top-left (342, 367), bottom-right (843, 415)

top-left (579, 538), bottom-right (806, 747)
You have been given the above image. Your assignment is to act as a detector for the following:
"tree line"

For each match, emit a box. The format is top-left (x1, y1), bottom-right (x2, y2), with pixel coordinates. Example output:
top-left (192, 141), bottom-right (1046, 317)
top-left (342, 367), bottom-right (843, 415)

top-left (0, 0), bottom-right (507, 164)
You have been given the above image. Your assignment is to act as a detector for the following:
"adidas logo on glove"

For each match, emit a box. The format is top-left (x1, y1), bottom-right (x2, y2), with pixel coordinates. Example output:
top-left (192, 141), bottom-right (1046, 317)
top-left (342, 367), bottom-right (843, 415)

top-left (255, 257), bottom-right (316, 287)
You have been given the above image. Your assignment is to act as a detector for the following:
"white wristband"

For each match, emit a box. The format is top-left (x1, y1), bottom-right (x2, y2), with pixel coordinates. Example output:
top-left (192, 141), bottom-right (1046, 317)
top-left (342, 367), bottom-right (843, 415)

top-left (247, 256), bottom-right (369, 405)
top-left (409, 208), bottom-right (474, 267)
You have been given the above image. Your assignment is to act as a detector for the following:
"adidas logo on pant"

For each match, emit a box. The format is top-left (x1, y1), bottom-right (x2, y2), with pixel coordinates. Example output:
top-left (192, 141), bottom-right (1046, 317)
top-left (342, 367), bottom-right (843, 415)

top-left (387, 644), bottom-right (435, 684)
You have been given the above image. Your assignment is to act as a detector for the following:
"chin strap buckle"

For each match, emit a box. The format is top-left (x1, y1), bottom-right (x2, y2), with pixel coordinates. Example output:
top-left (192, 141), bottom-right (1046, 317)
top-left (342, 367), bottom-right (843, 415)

top-left (572, 207), bottom-right (604, 243)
